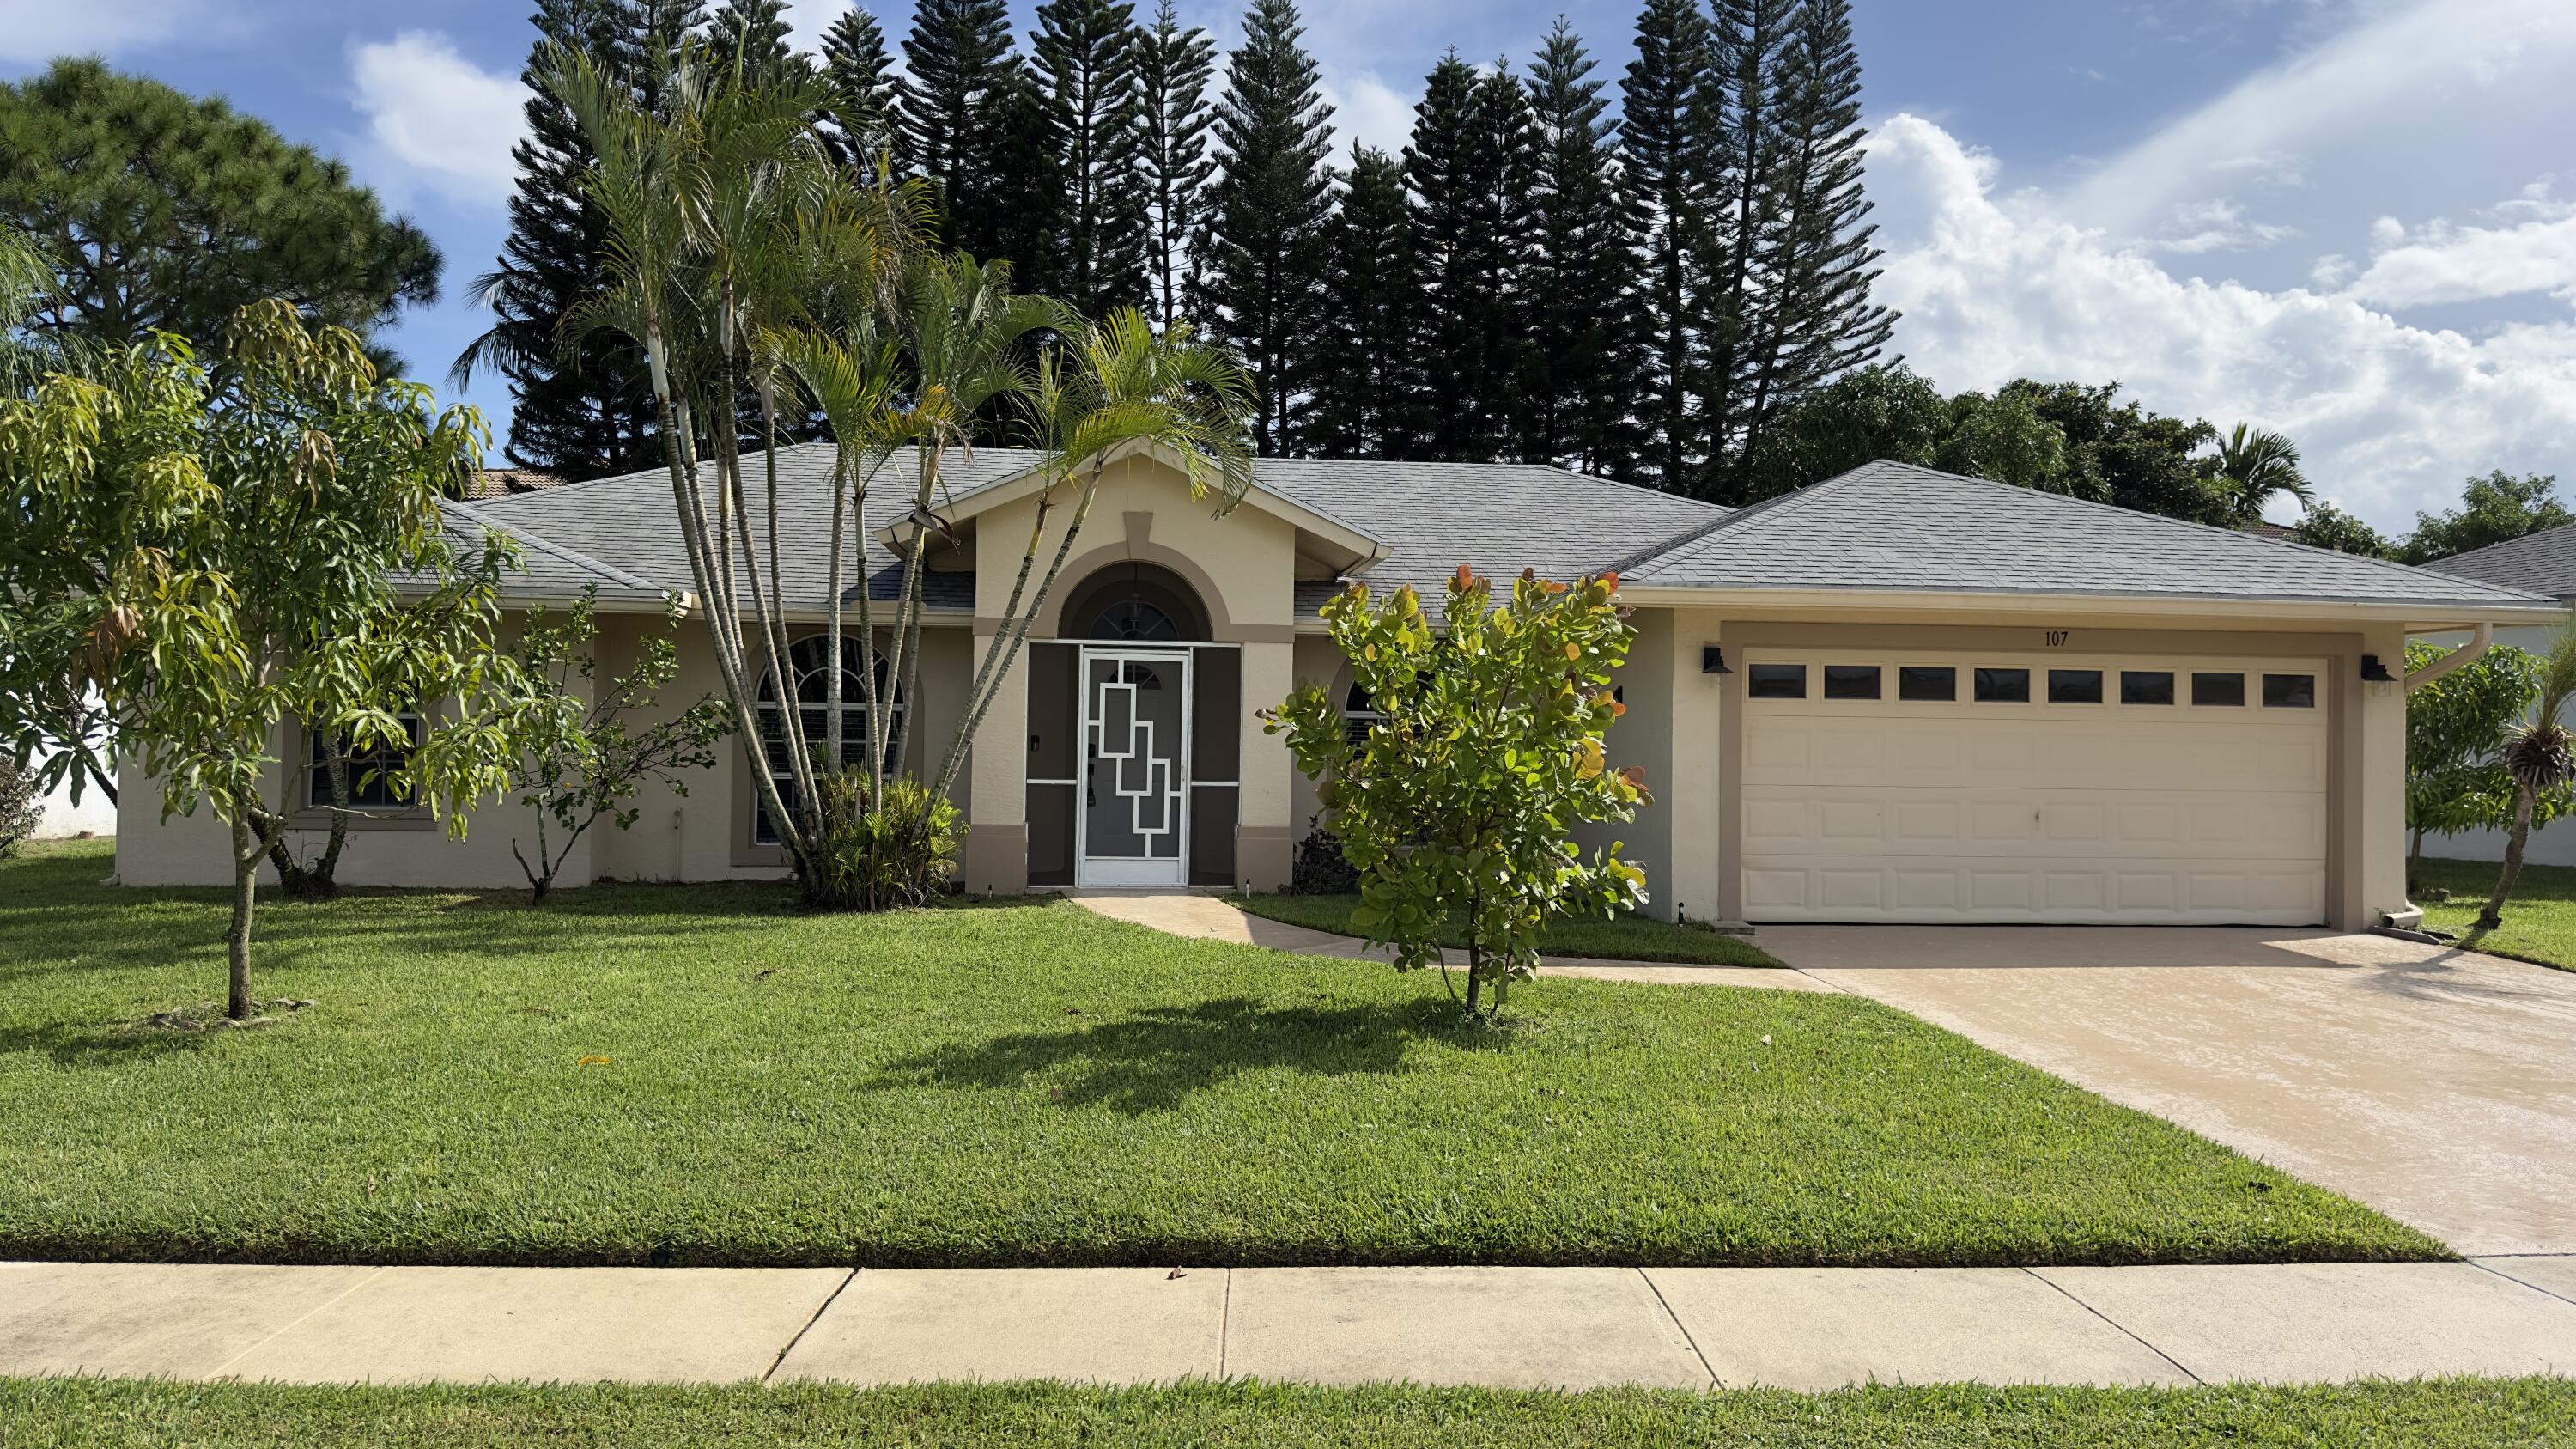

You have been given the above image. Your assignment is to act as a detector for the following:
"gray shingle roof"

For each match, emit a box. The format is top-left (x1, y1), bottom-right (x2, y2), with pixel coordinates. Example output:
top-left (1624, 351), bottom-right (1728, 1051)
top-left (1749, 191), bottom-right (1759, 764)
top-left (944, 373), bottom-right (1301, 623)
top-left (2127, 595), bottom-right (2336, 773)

top-left (468, 442), bottom-right (1006, 613)
top-left (2421, 522), bottom-right (2576, 600)
top-left (1247, 458), bottom-right (1721, 604)
top-left (463, 444), bottom-right (1726, 618)
top-left (1614, 460), bottom-right (2554, 608)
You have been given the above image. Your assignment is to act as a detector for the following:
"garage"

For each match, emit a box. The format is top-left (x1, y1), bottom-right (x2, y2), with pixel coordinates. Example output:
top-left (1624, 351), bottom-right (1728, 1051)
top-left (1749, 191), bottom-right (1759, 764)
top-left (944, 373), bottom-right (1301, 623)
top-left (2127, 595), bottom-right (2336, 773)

top-left (1737, 649), bottom-right (2329, 924)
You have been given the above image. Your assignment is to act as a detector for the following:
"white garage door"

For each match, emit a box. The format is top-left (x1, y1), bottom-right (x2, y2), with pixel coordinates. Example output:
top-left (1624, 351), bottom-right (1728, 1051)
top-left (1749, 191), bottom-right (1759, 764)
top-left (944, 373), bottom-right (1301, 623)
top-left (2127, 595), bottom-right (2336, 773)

top-left (1740, 650), bottom-right (2327, 925)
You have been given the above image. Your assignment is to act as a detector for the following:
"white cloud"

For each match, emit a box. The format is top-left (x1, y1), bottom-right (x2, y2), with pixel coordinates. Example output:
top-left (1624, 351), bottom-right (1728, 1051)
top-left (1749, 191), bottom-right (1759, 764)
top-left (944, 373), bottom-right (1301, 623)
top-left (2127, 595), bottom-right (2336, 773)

top-left (2344, 206), bottom-right (2576, 309)
top-left (349, 32), bottom-right (528, 210)
top-left (0, 0), bottom-right (229, 62)
top-left (1867, 113), bottom-right (2576, 530)
top-left (2065, 0), bottom-right (2576, 241)
top-left (1317, 68), bottom-right (1417, 166)
top-left (2148, 198), bottom-right (2296, 255)
top-left (778, 0), bottom-right (851, 57)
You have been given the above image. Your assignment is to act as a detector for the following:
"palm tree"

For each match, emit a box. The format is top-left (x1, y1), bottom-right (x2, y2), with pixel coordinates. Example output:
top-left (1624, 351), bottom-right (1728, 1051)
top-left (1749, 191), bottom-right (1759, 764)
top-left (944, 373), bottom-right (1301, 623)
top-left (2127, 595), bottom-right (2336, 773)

top-left (925, 307), bottom-right (1256, 807)
top-left (549, 39), bottom-right (842, 880)
top-left (2214, 423), bottom-right (2314, 524)
top-left (2476, 630), bottom-right (2576, 930)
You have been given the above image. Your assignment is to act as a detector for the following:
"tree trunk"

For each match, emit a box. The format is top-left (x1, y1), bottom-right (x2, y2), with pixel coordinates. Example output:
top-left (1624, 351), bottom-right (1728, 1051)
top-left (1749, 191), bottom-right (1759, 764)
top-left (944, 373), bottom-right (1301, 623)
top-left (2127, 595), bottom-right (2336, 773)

top-left (2409, 826), bottom-right (2425, 895)
top-left (228, 817), bottom-right (259, 1020)
top-left (2476, 787), bottom-right (2537, 930)
top-left (1462, 941), bottom-right (1484, 1014)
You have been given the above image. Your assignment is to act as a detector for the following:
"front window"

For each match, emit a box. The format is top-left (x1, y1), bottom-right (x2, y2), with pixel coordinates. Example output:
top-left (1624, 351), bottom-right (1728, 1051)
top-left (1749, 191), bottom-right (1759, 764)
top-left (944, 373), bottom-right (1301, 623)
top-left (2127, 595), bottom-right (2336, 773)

top-left (754, 636), bottom-right (901, 845)
top-left (309, 712), bottom-right (423, 810)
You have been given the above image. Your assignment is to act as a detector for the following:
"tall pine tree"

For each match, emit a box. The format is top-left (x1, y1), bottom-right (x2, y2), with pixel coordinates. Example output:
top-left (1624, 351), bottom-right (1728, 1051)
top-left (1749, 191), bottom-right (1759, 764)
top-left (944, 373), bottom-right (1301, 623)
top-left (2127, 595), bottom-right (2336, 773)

top-left (1524, 19), bottom-right (1638, 476)
top-left (1034, 0), bottom-right (1149, 318)
top-left (1619, 0), bottom-right (1718, 491)
top-left (1309, 147), bottom-right (1425, 459)
top-left (1130, 0), bottom-right (1215, 328)
top-left (454, 0), bottom-right (660, 482)
top-left (621, 0), bottom-right (710, 117)
top-left (1693, 0), bottom-right (1795, 500)
top-left (1194, 0), bottom-right (1335, 454)
top-left (1402, 54), bottom-right (1536, 462)
top-left (1732, 0), bottom-right (1893, 492)
top-left (819, 6), bottom-right (902, 168)
top-left (901, 0), bottom-right (1052, 272)
top-left (709, 0), bottom-right (799, 78)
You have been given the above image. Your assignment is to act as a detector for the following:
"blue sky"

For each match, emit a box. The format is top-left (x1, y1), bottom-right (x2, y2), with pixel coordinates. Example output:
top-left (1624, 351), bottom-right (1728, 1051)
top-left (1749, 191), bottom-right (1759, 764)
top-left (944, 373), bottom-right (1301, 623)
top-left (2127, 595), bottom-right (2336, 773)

top-left (8, 0), bottom-right (2574, 530)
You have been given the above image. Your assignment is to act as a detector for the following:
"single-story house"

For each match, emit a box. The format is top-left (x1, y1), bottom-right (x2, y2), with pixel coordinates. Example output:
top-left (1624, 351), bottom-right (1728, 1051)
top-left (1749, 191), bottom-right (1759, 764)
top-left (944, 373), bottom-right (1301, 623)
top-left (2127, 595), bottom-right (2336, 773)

top-left (2420, 523), bottom-right (2576, 867)
top-left (115, 450), bottom-right (2564, 931)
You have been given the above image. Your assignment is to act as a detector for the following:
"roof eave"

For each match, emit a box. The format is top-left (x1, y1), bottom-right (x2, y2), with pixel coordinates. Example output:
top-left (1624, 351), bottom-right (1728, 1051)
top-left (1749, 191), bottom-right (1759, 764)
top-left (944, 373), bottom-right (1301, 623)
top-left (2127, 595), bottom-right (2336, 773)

top-left (1607, 581), bottom-right (2571, 629)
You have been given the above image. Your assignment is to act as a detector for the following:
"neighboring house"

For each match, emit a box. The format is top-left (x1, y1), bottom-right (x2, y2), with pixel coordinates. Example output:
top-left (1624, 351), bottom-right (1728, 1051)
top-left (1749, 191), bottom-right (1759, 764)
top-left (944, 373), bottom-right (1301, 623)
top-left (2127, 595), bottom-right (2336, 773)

top-left (113, 453), bottom-right (2561, 931)
top-left (2421, 523), bottom-right (2576, 867)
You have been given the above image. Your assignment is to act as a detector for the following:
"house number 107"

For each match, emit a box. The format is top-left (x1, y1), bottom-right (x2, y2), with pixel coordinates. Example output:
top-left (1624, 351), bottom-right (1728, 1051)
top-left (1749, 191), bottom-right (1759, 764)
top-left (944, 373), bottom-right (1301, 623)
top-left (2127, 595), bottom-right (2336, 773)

top-left (2043, 630), bottom-right (2070, 647)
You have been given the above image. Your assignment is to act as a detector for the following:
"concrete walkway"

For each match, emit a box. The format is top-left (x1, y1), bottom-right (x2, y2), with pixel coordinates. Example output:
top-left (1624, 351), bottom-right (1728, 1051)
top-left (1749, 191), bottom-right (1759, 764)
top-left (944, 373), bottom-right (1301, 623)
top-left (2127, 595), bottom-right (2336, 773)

top-left (1070, 891), bottom-right (1832, 992)
top-left (6, 1257), bottom-right (2572, 1389)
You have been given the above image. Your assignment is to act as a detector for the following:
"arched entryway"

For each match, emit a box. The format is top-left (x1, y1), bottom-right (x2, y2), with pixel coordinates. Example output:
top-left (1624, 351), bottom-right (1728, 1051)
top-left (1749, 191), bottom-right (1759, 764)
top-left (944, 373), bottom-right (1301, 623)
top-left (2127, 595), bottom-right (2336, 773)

top-left (1025, 562), bottom-right (1241, 888)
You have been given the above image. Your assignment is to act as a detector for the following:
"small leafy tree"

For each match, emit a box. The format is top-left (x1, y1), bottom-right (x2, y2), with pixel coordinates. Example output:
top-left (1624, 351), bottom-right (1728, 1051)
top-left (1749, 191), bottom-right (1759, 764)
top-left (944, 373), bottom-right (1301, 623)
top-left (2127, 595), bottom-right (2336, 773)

top-left (2403, 640), bottom-right (2566, 888)
top-left (507, 588), bottom-right (734, 904)
top-left (0, 302), bottom-right (537, 1019)
top-left (1265, 568), bottom-right (1649, 1016)
top-left (2476, 630), bottom-right (2576, 931)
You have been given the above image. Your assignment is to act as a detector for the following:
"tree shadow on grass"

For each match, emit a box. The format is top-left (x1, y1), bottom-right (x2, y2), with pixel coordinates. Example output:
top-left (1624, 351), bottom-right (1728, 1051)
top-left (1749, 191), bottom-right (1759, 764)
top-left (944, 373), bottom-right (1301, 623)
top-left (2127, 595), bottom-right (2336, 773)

top-left (0, 1017), bottom-right (222, 1068)
top-left (871, 992), bottom-right (1504, 1115)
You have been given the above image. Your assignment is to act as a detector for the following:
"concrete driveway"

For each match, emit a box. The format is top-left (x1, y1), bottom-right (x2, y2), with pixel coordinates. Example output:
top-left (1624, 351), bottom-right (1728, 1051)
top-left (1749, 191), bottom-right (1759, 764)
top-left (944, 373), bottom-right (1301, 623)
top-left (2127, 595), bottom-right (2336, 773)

top-left (1760, 926), bottom-right (2576, 1257)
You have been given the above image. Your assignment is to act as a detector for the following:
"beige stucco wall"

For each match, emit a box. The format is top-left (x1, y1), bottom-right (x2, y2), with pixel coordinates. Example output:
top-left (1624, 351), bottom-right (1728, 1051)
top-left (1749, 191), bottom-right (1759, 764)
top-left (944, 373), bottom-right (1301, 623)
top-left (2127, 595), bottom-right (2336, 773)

top-left (962, 452), bottom-right (1303, 892)
top-left (112, 608), bottom-right (974, 892)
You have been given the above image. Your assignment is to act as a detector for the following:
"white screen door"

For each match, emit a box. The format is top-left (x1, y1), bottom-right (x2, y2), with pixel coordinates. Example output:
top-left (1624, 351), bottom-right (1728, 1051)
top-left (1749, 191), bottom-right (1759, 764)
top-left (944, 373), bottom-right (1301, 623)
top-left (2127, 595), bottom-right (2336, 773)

top-left (1078, 648), bottom-right (1191, 886)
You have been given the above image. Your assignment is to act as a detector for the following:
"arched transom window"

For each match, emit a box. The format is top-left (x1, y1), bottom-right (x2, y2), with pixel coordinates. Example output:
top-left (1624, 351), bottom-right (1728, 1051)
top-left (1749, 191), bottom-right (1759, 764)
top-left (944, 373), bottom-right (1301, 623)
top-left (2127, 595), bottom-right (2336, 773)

top-left (752, 636), bottom-right (901, 845)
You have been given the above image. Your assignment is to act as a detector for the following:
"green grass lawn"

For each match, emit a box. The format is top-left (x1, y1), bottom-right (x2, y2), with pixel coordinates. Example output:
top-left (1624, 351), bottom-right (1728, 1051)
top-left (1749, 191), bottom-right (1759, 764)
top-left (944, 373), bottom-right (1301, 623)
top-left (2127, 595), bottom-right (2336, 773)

top-left (0, 839), bottom-right (2434, 1268)
top-left (9, 1377), bottom-right (2573, 1448)
top-left (1229, 891), bottom-right (1784, 967)
top-left (2417, 855), bottom-right (2576, 971)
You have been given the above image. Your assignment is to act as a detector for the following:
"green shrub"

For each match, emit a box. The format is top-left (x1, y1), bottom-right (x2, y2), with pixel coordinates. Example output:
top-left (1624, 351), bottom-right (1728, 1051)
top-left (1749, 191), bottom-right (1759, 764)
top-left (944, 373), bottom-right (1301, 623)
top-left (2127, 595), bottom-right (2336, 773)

top-left (802, 772), bottom-right (964, 911)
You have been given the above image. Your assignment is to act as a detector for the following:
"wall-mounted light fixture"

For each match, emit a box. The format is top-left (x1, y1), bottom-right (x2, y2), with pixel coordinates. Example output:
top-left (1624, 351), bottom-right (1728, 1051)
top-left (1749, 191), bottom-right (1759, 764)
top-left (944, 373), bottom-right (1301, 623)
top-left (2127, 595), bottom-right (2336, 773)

top-left (1701, 645), bottom-right (1733, 675)
top-left (2360, 654), bottom-right (2397, 683)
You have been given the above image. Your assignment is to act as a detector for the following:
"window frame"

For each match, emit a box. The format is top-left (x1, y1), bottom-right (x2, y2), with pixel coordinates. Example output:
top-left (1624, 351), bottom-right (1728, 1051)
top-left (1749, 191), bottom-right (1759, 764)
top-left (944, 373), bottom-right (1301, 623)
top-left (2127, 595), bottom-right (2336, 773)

top-left (1820, 663), bottom-right (1883, 701)
top-left (2262, 672), bottom-right (2318, 709)
top-left (2118, 670), bottom-right (2177, 707)
top-left (1897, 665), bottom-right (1958, 702)
top-left (2191, 672), bottom-right (2247, 708)
top-left (1972, 667), bottom-right (2033, 704)
top-left (1746, 663), bottom-right (1809, 701)
top-left (305, 709), bottom-right (427, 813)
top-left (750, 634), bottom-right (904, 848)
top-left (2046, 667), bottom-right (2107, 706)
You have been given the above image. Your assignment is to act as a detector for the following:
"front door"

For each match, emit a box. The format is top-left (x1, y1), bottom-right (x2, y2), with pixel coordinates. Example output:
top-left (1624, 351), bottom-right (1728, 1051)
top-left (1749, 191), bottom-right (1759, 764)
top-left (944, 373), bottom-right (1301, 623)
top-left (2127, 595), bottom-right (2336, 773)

top-left (1079, 648), bottom-right (1191, 886)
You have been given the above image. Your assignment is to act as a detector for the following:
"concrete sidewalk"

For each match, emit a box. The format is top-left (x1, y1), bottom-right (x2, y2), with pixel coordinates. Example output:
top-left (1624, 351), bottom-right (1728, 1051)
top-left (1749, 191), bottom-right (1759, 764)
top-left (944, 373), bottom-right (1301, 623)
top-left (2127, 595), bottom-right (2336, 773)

top-left (6, 1258), bottom-right (2572, 1390)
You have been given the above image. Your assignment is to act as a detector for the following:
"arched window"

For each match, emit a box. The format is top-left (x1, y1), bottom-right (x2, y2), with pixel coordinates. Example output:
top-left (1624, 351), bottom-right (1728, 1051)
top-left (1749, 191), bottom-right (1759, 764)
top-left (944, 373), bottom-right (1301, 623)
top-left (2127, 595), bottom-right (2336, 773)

top-left (752, 636), bottom-right (901, 845)
top-left (1091, 597), bottom-right (1178, 641)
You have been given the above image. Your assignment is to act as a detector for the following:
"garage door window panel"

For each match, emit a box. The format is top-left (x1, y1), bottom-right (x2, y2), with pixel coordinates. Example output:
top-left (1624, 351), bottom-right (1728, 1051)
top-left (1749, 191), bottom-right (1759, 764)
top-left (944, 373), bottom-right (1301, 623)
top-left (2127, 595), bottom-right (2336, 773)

top-left (2048, 669), bottom-right (2105, 705)
top-left (1748, 663), bottom-right (1807, 699)
top-left (1822, 665), bottom-right (1882, 700)
top-left (2263, 673), bottom-right (2316, 709)
top-left (1899, 666), bottom-right (1956, 702)
top-left (1974, 667), bottom-right (2031, 703)
top-left (2193, 672), bottom-right (2246, 707)
top-left (2120, 671), bottom-right (2176, 706)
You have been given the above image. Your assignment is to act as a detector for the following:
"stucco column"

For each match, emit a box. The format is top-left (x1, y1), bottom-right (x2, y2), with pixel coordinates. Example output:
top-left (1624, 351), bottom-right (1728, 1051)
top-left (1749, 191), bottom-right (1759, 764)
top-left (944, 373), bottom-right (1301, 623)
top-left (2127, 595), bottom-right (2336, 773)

top-left (963, 629), bottom-right (1029, 893)
top-left (2353, 623), bottom-right (2411, 928)
top-left (1236, 638), bottom-right (1294, 891)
